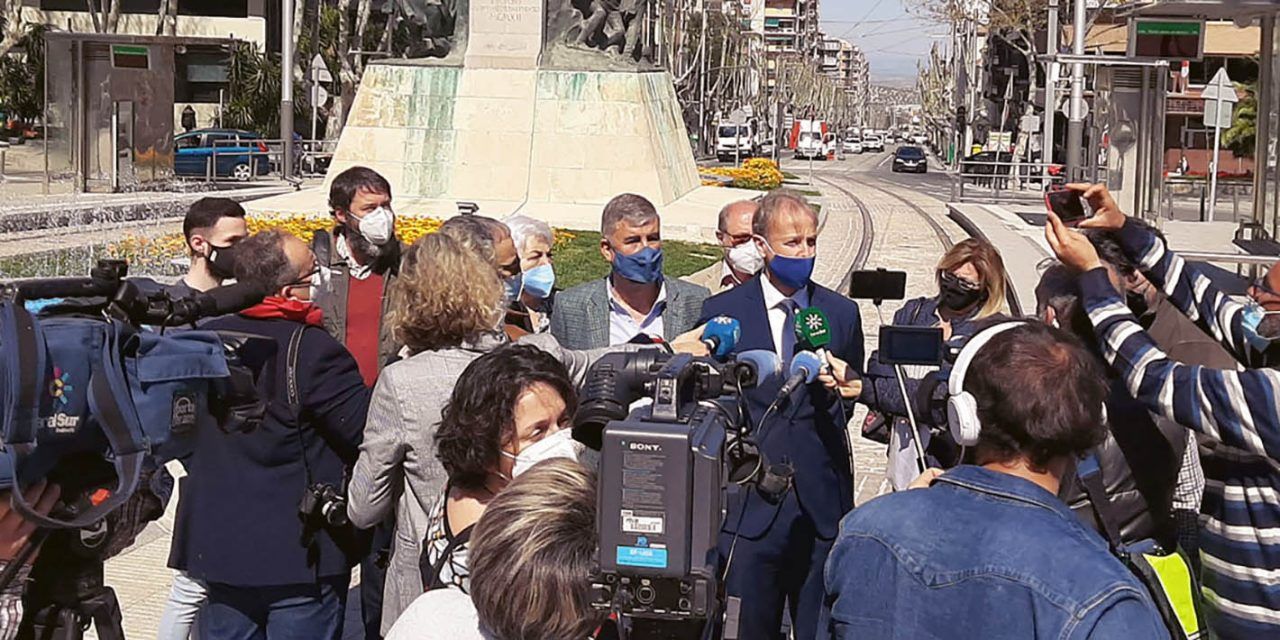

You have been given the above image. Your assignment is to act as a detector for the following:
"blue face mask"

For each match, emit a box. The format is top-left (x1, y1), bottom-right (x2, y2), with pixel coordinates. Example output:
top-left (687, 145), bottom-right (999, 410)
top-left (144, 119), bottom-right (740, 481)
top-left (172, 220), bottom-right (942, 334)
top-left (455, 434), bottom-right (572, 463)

top-left (762, 239), bottom-right (815, 290)
top-left (611, 245), bottom-right (664, 284)
top-left (504, 274), bottom-right (523, 304)
top-left (1242, 301), bottom-right (1280, 351)
top-left (521, 264), bottom-right (556, 300)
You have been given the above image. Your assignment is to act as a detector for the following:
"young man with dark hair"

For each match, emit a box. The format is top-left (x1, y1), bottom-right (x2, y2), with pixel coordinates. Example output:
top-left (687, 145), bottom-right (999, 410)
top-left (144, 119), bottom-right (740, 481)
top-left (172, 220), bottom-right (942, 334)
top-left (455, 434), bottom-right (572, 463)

top-left (315, 165), bottom-right (403, 387)
top-left (821, 321), bottom-right (1166, 639)
top-left (171, 197), bottom-right (248, 296)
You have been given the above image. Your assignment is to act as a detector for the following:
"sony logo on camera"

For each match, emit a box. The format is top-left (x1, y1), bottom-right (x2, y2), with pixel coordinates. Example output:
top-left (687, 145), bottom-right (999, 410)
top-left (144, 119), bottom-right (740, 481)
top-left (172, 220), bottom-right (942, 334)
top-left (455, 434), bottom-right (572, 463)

top-left (628, 442), bottom-right (662, 452)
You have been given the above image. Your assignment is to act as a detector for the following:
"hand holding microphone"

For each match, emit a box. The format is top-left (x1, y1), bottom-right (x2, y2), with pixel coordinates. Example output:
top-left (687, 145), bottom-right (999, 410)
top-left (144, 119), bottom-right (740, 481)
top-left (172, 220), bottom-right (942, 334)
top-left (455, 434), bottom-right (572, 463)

top-left (817, 351), bottom-right (862, 399)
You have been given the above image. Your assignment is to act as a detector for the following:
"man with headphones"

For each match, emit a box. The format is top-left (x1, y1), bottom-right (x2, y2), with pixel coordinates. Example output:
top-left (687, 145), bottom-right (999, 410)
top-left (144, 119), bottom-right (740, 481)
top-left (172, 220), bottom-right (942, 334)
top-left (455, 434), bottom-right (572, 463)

top-left (819, 320), bottom-right (1167, 638)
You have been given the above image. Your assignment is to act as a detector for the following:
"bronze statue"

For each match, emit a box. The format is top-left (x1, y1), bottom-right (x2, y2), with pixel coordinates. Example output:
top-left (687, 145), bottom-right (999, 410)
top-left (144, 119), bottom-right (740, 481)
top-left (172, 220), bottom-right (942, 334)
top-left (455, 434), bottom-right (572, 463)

top-left (568, 0), bottom-right (647, 60)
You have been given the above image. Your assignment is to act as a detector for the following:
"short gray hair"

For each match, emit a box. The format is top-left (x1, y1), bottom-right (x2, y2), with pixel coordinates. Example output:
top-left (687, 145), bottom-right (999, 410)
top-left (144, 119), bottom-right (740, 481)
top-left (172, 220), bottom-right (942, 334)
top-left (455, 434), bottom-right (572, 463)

top-left (231, 230), bottom-right (294, 293)
top-left (439, 215), bottom-right (509, 265)
top-left (469, 459), bottom-right (604, 640)
top-left (601, 193), bottom-right (658, 236)
top-left (718, 199), bottom-right (760, 233)
top-left (752, 189), bottom-right (817, 237)
top-left (503, 214), bottom-right (554, 258)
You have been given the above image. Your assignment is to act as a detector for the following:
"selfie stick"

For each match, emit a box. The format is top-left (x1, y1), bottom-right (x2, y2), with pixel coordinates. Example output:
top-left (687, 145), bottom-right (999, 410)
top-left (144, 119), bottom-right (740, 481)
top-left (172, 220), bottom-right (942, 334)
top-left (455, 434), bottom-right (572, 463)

top-left (872, 303), bottom-right (930, 474)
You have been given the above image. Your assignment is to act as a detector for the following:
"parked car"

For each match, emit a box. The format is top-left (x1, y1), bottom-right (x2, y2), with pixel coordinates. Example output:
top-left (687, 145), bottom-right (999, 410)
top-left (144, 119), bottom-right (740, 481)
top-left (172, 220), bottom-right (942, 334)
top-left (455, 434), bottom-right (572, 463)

top-left (843, 137), bottom-right (863, 154)
top-left (891, 146), bottom-right (927, 173)
top-left (174, 128), bottom-right (272, 180)
top-left (795, 130), bottom-right (826, 160)
top-left (863, 135), bottom-right (884, 152)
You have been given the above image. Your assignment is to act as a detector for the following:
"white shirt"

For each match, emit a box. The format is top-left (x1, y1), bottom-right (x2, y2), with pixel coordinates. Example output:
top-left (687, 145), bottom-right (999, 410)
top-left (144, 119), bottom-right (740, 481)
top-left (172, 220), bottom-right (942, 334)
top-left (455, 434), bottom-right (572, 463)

top-left (608, 279), bottom-right (667, 346)
top-left (335, 233), bottom-right (375, 280)
top-left (760, 273), bottom-right (810, 362)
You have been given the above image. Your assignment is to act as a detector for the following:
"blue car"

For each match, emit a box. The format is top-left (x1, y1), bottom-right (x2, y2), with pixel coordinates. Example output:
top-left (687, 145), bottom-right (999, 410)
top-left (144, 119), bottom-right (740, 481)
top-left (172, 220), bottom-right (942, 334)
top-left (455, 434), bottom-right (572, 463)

top-left (174, 128), bottom-right (272, 180)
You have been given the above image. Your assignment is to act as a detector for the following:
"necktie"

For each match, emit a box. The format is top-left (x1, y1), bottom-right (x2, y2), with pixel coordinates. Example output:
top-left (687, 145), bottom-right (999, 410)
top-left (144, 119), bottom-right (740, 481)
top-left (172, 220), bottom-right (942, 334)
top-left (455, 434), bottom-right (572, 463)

top-left (781, 299), bottom-right (797, 363)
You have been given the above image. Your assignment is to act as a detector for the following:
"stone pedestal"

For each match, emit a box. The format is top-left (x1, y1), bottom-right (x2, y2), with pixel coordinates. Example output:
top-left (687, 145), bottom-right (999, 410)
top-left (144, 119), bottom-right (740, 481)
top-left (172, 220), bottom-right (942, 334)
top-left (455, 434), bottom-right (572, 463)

top-left (247, 0), bottom-right (750, 236)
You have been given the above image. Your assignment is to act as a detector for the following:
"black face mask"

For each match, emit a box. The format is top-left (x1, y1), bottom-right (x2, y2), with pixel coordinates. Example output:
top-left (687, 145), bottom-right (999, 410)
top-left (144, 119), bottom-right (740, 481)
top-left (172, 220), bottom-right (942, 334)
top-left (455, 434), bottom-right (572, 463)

top-left (938, 271), bottom-right (985, 312)
top-left (207, 243), bottom-right (239, 280)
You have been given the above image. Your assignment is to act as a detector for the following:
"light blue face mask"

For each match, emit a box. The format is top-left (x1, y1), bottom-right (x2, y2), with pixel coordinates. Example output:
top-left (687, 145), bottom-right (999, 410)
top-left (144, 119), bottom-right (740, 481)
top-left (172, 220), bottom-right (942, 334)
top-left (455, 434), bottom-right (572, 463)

top-left (521, 264), bottom-right (555, 300)
top-left (504, 274), bottom-right (523, 304)
top-left (1242, 301), bottom-right (1280, 350)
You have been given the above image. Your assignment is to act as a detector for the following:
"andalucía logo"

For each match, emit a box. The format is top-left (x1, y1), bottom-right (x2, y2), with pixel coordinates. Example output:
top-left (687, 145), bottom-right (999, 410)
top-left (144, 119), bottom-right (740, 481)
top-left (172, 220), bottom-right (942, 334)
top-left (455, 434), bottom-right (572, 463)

top-left (49, 367), bottom-right (72, 406)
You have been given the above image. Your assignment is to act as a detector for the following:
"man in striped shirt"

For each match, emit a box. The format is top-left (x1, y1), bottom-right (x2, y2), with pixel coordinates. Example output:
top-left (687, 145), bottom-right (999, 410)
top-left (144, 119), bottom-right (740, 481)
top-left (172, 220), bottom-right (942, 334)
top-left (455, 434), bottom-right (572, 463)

top-left (1045, 183), bottom-right (1280, 639)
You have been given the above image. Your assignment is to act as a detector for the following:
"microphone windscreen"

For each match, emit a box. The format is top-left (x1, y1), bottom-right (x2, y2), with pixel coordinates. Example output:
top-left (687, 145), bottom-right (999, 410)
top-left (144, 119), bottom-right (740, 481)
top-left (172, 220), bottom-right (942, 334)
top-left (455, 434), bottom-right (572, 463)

top-left (701, 315), bottom-right (741, 358)
top-left (789, 350), bottom-right (823, 384)
top-left (735, 349), bottom-right (782, 382)
top-left (793, 307), bottom-right (832, 351)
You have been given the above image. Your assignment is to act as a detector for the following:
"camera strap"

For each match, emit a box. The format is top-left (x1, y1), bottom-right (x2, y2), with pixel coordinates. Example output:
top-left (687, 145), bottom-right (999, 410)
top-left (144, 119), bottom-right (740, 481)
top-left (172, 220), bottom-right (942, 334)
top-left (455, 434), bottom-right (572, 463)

top-left (286, 324), bottom-right (315, 487)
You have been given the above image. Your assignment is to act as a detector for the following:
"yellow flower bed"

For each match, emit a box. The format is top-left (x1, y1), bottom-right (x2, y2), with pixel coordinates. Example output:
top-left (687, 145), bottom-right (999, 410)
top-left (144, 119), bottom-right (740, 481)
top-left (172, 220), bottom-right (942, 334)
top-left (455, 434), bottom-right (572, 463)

top-left (702, 158), bottom-right (784, 191)
top-left (104, 215), bottom-right (582, 273)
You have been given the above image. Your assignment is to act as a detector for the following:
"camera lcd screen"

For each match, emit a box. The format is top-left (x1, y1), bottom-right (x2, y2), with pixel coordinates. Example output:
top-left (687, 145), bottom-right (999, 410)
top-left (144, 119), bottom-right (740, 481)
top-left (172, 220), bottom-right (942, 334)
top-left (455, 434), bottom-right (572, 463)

top-left (879, 326), bottom-right (944, 366)
top-left (1045, 190), bottom-right (1087, 224)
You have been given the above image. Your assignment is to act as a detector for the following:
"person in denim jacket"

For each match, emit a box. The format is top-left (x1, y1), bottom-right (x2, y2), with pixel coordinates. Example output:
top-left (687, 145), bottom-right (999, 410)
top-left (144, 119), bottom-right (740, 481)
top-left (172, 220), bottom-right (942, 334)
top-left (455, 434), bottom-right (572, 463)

top-left (822, 321), bottom-right (1167, 639)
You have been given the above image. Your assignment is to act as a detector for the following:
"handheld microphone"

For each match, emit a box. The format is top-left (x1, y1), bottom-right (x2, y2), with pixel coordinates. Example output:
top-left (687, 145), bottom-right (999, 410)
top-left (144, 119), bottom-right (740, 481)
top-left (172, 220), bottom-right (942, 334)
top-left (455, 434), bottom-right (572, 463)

top-left (732, 349), bottom-right (782, 387)
top-left (168, 281), bottom-right (268, 324)
top-left (776, 350), bottom-right (823, 400)
top-left (793, 307), bottom-right (832, 354)
top-left (701, 316), bottom-right (741, 359)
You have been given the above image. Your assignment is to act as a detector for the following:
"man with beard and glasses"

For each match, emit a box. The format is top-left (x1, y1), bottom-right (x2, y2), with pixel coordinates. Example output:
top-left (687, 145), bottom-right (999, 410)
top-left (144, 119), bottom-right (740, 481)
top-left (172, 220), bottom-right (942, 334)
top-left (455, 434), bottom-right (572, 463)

top-left (314, 166), bottom-right (404, 387)
top-left (313, 166), bottom-right (402, 640)
top-left (166, 197), bottom-right (249, 298)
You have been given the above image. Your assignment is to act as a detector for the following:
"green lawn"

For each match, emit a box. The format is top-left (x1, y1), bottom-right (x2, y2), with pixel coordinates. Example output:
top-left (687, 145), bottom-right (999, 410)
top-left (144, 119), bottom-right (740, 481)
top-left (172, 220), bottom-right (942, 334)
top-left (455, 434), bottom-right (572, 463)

top-left (553, 230), bottom-right (720, 290)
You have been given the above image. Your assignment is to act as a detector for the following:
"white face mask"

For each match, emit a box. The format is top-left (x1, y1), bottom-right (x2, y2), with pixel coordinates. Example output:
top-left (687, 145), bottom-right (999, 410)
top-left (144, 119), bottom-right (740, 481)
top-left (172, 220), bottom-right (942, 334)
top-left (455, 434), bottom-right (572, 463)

top-left (726, 241), bottom-right (764, 275)
top-left (501, 429), bottom-right (584, 477)
top-left (356, 206), bottom-right (395, 246)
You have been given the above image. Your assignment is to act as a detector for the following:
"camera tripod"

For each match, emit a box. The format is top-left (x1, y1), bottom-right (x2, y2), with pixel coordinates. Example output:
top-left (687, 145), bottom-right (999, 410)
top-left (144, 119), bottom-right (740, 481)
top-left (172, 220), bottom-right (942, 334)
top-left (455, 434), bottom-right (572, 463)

top-left (18, 551), bottom-right (124, 640)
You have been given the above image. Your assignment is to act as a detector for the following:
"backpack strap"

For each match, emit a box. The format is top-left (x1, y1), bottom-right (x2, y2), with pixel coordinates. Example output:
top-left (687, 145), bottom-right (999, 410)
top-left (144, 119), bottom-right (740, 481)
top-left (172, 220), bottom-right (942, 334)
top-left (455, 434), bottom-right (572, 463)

top-left (312, 228), bottom-right (335, 269)
top-left (286, 324), bottom-right (315, 486)
top-left (421, 523), bottom-right (474, 591)
top-left (1, 301), bottom-right (45, 447)
top-left (1076, 452), bottom-right (1124, 553)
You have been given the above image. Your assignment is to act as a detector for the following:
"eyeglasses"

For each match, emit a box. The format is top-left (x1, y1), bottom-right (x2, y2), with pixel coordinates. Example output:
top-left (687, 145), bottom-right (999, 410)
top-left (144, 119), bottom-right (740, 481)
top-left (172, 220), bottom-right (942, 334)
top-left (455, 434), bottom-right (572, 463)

top-left (939, 270), bottom-right (981, 291)
top-left (287, 267), bottom-right (319, 289)
top-left (1252, 277), bottom-right (1280, 299)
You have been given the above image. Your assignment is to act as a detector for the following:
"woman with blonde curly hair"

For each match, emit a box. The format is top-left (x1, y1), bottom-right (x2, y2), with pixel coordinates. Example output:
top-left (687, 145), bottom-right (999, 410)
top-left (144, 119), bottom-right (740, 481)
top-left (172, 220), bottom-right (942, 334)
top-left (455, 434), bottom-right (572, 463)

top-left (347, 223), bottom-right (685, 634)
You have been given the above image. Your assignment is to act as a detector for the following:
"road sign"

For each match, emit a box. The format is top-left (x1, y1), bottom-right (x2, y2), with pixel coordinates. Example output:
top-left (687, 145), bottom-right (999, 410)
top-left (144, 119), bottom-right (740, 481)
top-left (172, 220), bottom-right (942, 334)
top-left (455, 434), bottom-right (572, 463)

top-left (1201, 68), bottom-right (1238, 102)
top-left (310, 54), bottom-right (333, 83)
top-left (1203, 67), bottom-right (1238, 221)
top-left (1204, 100), bottom-right (1234, 129)
top-left (1059, 98), bottom-right (1088, 119)
top-left (1019, 114), bottom-right (1041, 133)
top-left (312, 84), bottom-right (329, 105)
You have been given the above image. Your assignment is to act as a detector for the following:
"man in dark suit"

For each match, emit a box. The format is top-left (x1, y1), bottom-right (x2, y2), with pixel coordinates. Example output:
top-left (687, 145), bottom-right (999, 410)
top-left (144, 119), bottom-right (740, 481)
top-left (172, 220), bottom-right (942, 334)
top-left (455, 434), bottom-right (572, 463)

top-left (173, 230), bottom-right (372, 640)
top-left (700, 190), bottom-right (864, 640)
top-left (551, 193), bottom-right (710, 349)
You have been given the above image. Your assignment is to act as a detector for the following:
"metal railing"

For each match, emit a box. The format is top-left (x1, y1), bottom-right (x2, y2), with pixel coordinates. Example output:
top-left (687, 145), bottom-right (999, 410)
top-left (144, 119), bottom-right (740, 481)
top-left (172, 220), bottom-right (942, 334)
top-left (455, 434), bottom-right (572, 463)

top-left (1162, 176), bottom-right (1254, 222)
top-left (949, 160), bottom-right (1068, 204)
top-left (182, 138), bottom-right (336, 183)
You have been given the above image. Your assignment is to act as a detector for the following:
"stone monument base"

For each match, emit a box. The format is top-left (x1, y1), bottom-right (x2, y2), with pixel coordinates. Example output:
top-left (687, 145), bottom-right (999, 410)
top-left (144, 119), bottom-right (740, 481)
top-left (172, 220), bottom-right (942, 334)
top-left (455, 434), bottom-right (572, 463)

top-left (247, 61), bottom-right (750, 236)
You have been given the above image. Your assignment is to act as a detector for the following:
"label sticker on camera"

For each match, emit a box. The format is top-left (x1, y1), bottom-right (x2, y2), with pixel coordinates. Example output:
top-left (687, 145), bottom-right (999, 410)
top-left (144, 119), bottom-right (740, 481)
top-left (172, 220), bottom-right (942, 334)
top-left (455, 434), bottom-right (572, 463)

top-left (617, 545), bottom-right (668, 569)
top-left (621, 510), bottom-right (664, 535)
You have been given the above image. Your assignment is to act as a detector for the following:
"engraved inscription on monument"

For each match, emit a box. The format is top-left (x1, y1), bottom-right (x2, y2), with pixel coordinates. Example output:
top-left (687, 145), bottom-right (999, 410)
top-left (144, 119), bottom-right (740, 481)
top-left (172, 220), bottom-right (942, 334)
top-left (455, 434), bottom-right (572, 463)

top-left (467, 0), bottom-right (543, 64)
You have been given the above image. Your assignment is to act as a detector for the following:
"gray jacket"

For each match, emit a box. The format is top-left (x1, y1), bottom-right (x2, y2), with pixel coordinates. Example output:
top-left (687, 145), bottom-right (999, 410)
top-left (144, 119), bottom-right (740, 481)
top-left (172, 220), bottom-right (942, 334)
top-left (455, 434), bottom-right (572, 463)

top-left (346, 331), bottom-right (643, 633)
top-left (549, 276), bottom-right (710, 350)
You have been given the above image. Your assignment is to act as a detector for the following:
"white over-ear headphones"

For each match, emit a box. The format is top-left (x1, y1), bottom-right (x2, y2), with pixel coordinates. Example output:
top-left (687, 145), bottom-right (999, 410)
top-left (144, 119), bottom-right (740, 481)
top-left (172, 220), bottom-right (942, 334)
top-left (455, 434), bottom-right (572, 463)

top-left (947, 320), bottom-right (1032, 447)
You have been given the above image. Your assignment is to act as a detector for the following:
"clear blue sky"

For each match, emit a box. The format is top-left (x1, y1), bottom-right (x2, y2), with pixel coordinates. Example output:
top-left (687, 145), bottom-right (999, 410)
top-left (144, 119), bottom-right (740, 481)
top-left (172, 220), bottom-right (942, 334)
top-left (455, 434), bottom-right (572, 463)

top-left (820, 0), bottom-right (942, 84)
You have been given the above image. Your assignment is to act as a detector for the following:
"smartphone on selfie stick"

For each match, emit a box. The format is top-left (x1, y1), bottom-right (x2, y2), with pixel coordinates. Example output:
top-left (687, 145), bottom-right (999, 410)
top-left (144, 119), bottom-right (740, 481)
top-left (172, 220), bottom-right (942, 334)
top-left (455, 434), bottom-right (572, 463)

top-left (847, 269), bottom-right (931, 472)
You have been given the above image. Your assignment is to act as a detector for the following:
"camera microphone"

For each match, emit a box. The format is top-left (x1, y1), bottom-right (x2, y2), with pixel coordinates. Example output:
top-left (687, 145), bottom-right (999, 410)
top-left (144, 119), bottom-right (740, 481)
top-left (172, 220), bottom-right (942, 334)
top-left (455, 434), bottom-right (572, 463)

top-left (732, 349), bottom-right (781, 388)
top-left (776, 350), bottom-right (822, 400)
top-left (701, 316), bottom-right (741, 359)
top-left (169, 281), bottom-right (268, 324)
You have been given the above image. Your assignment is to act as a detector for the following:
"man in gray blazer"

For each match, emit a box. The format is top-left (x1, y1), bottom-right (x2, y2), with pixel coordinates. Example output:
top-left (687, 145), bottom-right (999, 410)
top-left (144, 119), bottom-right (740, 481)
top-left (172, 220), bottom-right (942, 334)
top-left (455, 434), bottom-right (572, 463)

top-left (551, 193), bottom-right (711, 350)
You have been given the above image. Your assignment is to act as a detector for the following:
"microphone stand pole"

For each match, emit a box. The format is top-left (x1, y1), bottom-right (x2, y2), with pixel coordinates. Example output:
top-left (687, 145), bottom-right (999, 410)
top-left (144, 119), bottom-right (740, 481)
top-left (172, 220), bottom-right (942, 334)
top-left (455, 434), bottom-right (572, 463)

top-left (873, 300), bottom-right (930, 474)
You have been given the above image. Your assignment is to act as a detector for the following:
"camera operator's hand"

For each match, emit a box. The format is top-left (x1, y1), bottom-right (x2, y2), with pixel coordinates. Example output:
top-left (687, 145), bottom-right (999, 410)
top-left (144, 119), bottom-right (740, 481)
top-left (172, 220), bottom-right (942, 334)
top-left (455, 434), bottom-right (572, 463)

top-left (1045, 212), bottom-right (1103, 274)
top-left (819, 351), bottom-right (862, 399)
top-left (1065, 183), bottom-right (1126, 231)
top-left (670, 325), bottom-right (710, 357)
top-left (0, 482), bottom-right (59, 563)
top-left (907, 468), bottom-right (944, 490)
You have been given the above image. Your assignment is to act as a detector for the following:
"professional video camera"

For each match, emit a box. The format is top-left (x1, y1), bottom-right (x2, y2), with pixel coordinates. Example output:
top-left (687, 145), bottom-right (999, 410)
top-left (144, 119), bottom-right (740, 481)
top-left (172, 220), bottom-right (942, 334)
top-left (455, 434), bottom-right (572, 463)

top-left (0, 259), bottom-right (267, 640)
top-left (575, 337), bottom-right (784, 640)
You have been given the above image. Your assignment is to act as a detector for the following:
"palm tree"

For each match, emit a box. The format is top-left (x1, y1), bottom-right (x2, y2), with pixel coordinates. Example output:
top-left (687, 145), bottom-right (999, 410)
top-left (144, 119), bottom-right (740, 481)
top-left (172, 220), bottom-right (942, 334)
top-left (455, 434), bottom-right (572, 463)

top-left (1224, 81), bottom-right (1256, 159)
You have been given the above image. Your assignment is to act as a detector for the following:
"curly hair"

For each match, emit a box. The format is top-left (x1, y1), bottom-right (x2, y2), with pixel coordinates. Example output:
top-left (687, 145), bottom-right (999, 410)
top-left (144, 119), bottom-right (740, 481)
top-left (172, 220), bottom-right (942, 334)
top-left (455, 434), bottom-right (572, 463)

top-left (390, 232), bottom-right (504, 354)
top-left (434, 344), bottom-right (578, 492)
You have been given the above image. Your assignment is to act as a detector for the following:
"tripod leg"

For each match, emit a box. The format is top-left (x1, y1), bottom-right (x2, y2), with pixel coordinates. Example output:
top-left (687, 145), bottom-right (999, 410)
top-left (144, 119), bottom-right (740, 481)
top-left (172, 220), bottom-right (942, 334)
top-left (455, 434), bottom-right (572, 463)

top-left (83, 588), bottom-right (126, 640)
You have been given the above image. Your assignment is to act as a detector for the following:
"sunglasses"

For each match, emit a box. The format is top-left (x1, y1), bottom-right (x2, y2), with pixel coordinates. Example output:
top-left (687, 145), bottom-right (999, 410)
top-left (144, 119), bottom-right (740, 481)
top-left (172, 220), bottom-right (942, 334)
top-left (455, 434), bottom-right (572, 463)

top-left (939, 271), bottom-right (981, 291)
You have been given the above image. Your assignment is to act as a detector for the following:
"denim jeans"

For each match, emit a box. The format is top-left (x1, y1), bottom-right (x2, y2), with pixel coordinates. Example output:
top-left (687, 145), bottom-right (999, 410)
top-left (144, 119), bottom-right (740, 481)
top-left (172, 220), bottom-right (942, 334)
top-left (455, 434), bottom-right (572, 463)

top-left (199, 575), bottom-right (348, 640)
top-left (157, 570), bottom-right (207, 640)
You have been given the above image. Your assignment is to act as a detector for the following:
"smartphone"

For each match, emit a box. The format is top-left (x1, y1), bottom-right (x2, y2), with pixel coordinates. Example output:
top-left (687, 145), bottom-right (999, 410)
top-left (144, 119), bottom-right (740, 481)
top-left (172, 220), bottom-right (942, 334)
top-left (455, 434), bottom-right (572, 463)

top-left (848, 269), bottom-right (907, 302)
top-left (879, 326), bottom-right (944, 366)
top-left (1045, 189), bottom-right (1087, 225)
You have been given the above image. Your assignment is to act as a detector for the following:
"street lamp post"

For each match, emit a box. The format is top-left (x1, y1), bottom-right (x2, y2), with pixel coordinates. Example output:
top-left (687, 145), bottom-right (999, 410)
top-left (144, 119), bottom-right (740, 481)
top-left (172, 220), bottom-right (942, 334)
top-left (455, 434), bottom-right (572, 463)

top-left (281, 0), bottom-right (295, 181)
top-left (1065, 0), bottom-right (1086, 181)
